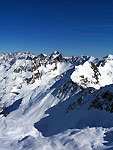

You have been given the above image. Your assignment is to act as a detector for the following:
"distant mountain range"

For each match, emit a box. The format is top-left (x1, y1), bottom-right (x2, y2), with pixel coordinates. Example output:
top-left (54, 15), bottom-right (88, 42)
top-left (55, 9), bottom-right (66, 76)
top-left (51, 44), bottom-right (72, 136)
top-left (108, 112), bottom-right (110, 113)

top-left (0, 51), bottom-right (113, 150)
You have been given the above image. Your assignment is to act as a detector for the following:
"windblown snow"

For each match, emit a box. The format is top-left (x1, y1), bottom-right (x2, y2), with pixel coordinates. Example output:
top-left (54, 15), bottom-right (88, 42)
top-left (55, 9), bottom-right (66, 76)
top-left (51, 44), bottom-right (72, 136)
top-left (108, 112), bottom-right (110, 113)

top-left (0, 51), bottom-right (113, 150)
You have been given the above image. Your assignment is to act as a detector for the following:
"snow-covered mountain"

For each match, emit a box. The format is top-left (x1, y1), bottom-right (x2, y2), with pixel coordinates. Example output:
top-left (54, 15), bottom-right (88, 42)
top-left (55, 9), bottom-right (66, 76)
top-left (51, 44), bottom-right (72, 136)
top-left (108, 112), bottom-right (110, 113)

top-left (0, 51), bottom-right (113, 150)
top-left (71, 54), bottom-right (113, 89)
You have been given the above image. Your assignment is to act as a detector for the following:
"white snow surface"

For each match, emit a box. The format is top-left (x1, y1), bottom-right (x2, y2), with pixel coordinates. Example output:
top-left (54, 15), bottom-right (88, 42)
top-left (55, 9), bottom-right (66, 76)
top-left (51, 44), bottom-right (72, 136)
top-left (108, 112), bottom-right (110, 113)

top-left (0, 52), bottom-right (113, 150)
top-left (71, 56), bottom-right (113, 89)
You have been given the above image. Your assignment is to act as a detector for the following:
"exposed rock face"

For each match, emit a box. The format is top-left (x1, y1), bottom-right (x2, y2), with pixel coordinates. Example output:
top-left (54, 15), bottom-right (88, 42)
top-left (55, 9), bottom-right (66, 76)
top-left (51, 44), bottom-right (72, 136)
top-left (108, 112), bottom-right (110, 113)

top-left (89, 85), bottom-right (113, 113)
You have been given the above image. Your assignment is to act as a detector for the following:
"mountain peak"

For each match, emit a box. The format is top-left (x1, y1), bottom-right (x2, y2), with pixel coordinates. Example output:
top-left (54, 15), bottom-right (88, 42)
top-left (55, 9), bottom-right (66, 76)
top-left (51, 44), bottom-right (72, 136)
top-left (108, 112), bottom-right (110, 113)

top-left (107, 54), bottom-right (113, 60)
top-left (52, 51), bottom-right (60, 55)
top-left (0, 52), bottom-right (113, 149)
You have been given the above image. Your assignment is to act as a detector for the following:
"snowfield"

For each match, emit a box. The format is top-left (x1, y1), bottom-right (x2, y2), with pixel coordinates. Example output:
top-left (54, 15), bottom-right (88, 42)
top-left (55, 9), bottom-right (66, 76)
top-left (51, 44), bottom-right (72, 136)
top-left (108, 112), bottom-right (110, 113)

top-left (0, 52), bottom-right (113, 150)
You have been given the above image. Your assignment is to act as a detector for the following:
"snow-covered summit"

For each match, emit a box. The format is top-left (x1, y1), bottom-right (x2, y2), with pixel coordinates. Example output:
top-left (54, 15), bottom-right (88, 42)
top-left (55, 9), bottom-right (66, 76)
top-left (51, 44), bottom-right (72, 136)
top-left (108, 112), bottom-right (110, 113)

top-left (105, 54), bottom-right (113, 60)
top-left (71, 54), bottom-right (113, 89)
top-left (0, 51), bottom-right (113, 150)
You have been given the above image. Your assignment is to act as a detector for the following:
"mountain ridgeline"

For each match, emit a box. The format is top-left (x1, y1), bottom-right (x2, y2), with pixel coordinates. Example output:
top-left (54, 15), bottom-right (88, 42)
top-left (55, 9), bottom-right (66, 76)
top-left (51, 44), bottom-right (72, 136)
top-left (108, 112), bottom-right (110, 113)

top-left (0, 51), bottom-right (113, 150)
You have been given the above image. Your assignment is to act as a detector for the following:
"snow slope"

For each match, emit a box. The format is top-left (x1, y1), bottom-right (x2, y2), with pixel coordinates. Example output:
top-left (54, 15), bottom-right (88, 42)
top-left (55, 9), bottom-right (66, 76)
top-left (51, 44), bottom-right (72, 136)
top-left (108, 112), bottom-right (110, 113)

top-left (71, 55), bottom-right (113, 89)
top-left (0, 52), bottom-right (113, 150)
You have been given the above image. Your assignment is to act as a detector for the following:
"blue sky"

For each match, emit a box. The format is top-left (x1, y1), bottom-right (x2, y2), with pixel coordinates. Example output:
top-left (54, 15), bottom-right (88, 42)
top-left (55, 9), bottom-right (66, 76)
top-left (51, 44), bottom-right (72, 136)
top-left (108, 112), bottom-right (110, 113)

top-left (0, 0), bottom-right (113, 57)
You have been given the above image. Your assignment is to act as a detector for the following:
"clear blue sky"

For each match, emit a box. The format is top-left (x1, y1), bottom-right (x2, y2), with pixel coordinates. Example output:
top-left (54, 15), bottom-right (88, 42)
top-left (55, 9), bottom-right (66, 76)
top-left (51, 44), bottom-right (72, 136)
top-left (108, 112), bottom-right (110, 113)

top-left (0, 0), bottom-right (113, 57)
